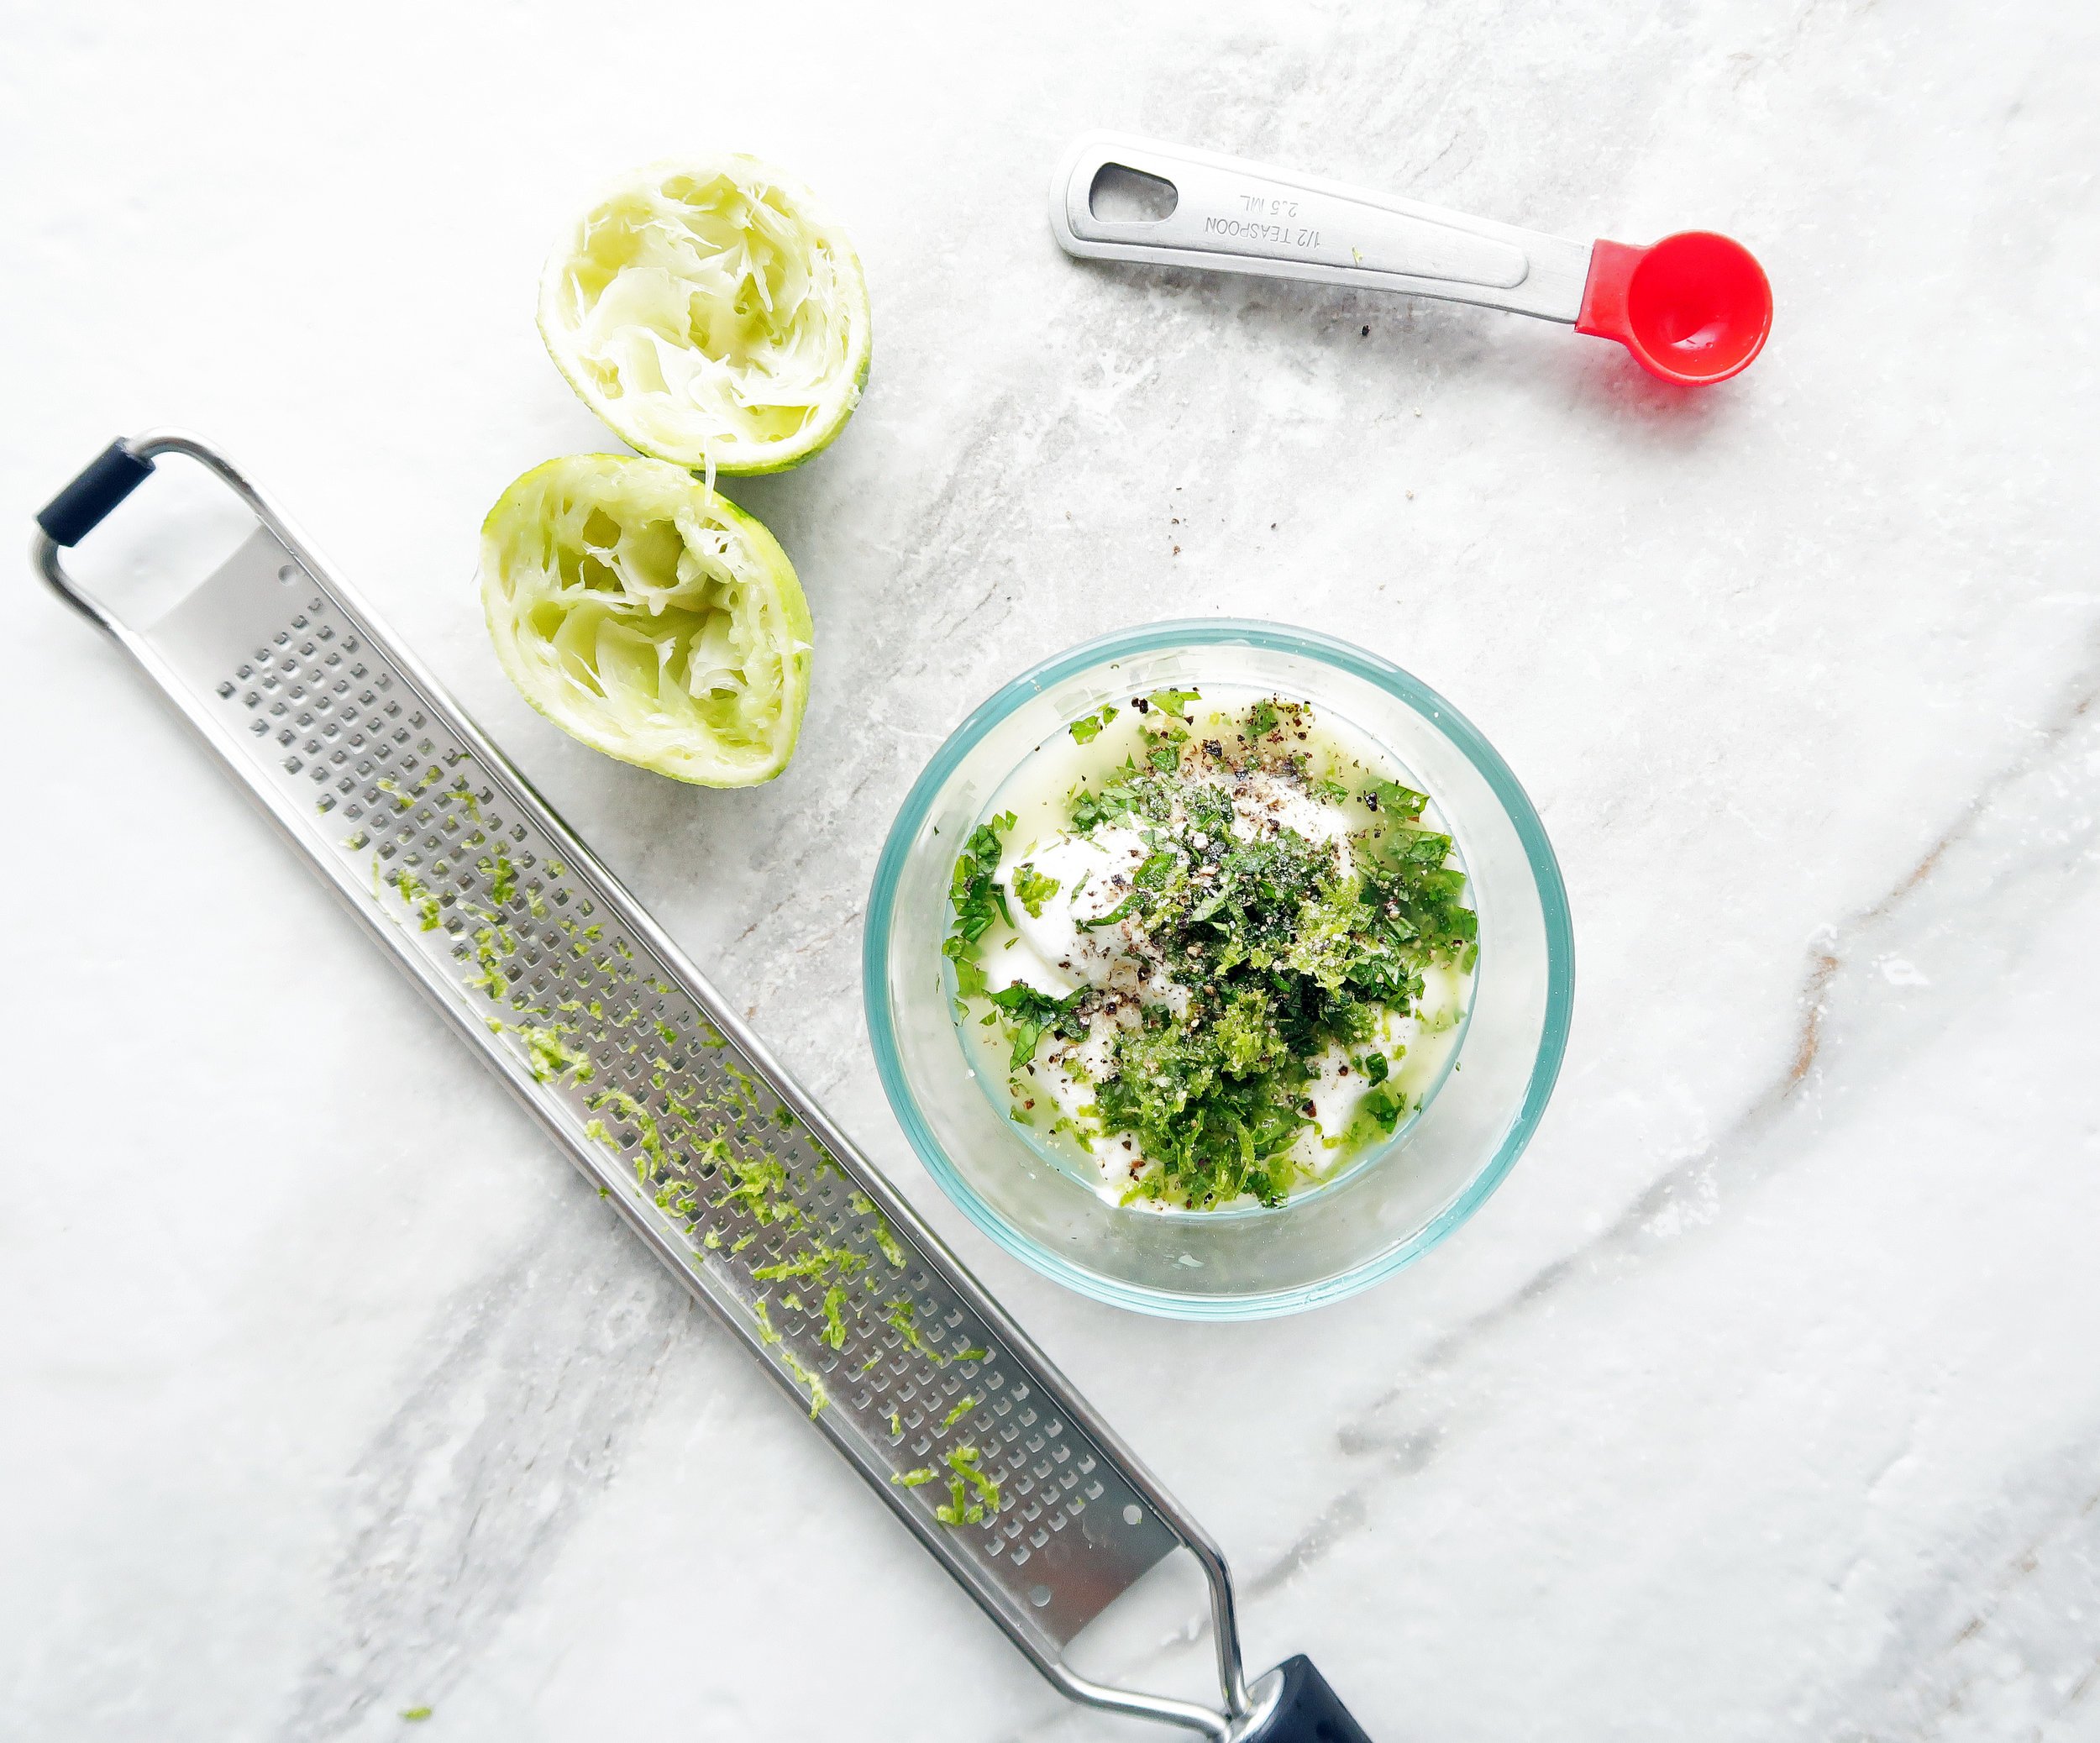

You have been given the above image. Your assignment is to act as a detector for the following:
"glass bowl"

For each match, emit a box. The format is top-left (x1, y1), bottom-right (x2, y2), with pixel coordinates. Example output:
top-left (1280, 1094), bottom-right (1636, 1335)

top-left (864, 621), bottom-right (1572, 1318)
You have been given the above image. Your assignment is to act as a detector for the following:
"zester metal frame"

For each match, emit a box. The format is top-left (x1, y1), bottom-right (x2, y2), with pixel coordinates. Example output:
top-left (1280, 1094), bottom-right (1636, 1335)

top-left (34, 431), bottom-right (1275, 1739)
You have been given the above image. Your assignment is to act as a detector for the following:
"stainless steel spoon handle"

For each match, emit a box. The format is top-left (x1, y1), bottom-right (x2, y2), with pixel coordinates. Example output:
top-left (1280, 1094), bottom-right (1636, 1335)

top-left (1049, 131), bottom-right (1593, 323)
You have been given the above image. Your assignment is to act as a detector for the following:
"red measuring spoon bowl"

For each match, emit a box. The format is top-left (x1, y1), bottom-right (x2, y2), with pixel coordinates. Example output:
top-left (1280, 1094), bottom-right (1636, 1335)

top-left (1576, 232), bottom-right (1772, 386)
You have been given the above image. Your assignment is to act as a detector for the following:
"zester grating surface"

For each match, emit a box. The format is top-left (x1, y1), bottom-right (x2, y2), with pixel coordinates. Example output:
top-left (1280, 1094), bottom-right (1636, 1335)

top-left (141, 522), bottom-right (1179, 1652)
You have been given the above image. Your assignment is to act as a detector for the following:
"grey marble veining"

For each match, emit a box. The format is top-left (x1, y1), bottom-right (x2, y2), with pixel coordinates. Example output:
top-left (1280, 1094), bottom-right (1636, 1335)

top-left (283, 1201), bottom-right (692, 1740)
top-left (5, 0), bottom-right (2097, 1739)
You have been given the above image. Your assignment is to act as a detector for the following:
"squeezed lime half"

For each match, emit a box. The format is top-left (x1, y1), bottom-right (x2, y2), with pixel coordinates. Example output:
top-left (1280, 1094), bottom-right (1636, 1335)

top-left (479, 454), bottom-right (813, 786)
top-left (538, 156), bottom-right (872, 475)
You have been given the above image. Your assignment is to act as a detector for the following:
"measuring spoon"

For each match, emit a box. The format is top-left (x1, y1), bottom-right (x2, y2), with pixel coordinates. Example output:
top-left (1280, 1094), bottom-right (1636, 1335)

top-left (1048, 131), bottom-right (1772, 386)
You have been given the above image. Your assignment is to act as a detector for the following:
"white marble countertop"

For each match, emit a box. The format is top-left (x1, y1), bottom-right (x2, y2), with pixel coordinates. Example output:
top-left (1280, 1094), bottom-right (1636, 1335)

top-left (6, 3), bottom-right (2097, 1738)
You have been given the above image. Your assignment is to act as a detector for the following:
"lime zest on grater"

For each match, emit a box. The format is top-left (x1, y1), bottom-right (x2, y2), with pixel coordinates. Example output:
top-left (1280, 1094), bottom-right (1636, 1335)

top-left (34, 433), bottom-right (1374, 1743)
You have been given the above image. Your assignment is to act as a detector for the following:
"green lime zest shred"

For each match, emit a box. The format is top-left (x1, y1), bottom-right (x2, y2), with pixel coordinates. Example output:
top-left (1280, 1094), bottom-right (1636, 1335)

top-left (852, 1192), bottom-right (907, 1267)
top-left (1011, 861), bottom-right (1061, 919)
top-left (933, 1442), bottom-right (1001, 1525)
top-left (821, 1284), bottom-right (849, 1349)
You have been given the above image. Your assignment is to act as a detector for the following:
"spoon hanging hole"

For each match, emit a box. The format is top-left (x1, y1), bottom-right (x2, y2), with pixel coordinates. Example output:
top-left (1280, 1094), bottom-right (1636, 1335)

top-left (1089, 163), bottom-right (1179, 223)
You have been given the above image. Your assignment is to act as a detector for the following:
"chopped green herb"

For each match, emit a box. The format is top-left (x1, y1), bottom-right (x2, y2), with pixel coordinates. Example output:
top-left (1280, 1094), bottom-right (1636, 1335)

top-left (1068, 702), bottom-right (1120, 744)
top-left (946, 812), bottom-right (1013, 942)
top-left (1075, 890), bottom-right (1139, 932)
top-left (952, 953), bottom-right (989, 1000)
top-left (988, 982), bottom-right (1089, 1069)
top-left (1365, 778), bottom-right (1428, 821)
top-left (1361, 1086), bottom-right (1406, 1135)
top-left (942, 811), bottom-right (1018, 1005)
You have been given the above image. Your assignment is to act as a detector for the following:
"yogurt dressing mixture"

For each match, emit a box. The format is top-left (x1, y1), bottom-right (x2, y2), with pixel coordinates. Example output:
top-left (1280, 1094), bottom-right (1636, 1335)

top-left (942, 687), bottom-right (1477, 1211)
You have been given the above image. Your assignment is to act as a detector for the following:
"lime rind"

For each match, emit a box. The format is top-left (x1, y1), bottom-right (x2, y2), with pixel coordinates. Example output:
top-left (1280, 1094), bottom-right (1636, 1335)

top-left (479, 454), bottom-right (813, 786)
top-left (538, 156), bottom-right (872, 475)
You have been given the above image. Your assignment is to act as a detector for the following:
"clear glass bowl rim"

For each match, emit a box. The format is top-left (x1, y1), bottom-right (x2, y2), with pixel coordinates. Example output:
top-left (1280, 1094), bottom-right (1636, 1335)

top-left (862, 617), bottom-right (1576, 1317)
